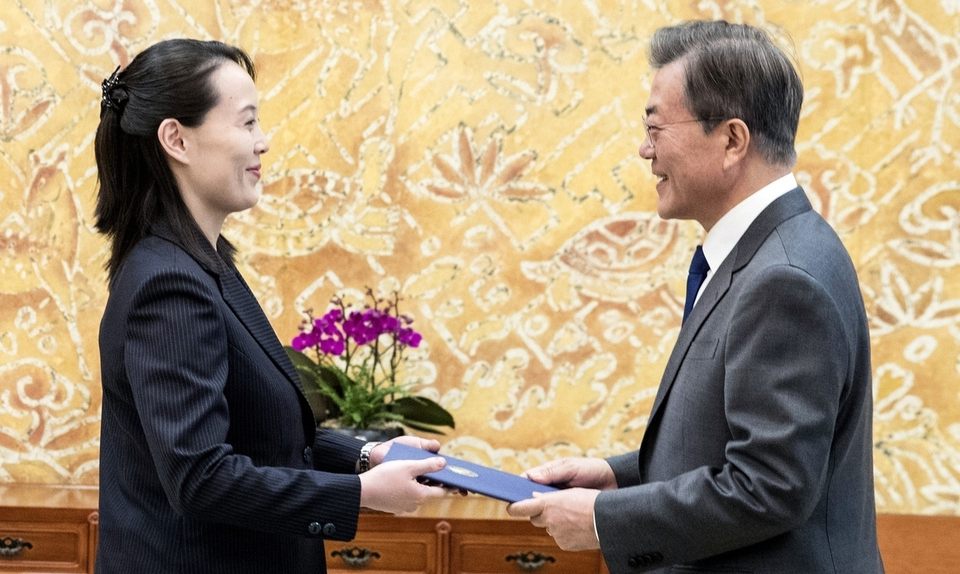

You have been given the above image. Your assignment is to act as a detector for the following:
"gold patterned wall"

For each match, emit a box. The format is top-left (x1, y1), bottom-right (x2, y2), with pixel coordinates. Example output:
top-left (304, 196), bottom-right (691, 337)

top-left (1, 0), bottom-right (958, 515)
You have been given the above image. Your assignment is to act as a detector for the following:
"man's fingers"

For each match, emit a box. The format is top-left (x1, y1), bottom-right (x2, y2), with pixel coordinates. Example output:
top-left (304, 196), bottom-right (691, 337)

top-left (524, 467), bottom-right (549, 483)
top-left (525, 459), bottom-right (574, 485)
top-left (523, 462), bottom-right (561, 484)
top-left (506, 497), bottom-right (545, 518)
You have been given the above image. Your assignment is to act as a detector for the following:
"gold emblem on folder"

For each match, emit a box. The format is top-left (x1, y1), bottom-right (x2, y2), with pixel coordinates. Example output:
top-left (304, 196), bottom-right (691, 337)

top-left (448, 465), bottom-right (479, 478)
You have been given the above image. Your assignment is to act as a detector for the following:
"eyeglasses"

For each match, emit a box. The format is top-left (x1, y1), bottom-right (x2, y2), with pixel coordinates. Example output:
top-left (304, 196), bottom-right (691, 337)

top-left (642, 116), bottom-right (726, 148)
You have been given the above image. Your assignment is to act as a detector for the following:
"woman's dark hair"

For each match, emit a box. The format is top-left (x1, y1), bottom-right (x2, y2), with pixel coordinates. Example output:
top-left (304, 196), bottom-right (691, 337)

top-left (649, 20), bottom-right (802, 166)
top-left (94, 39), bottom-right (256, 283)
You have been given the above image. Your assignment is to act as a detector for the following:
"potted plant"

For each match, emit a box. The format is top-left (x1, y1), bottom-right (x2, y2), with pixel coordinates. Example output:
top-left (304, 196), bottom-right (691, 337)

top-left (284, 288), bottom-right (454, 441)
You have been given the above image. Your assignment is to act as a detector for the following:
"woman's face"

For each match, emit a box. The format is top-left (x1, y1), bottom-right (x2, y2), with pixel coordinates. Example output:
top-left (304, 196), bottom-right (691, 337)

top-left (176, 61), bottom-right (268, 232)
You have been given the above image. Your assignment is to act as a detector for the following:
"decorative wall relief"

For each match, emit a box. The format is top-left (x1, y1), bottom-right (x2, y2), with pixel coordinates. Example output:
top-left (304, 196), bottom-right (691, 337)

top-left (1, 0), bottom-right (958, 514)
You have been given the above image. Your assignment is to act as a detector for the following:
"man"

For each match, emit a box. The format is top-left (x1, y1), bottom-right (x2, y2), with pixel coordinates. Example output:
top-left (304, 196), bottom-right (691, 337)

top-left (508, 20), bottom-right (883, 573)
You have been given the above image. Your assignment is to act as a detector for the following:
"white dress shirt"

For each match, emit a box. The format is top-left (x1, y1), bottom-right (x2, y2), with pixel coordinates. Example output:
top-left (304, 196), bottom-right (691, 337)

top-left (695, 173), bottom-right (798, 305)
top-left (591, 173), bottom-right (798, 542)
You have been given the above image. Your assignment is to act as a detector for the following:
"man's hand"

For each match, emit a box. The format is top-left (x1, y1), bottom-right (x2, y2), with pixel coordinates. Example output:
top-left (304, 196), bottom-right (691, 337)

top-left (507, 488), bottom-right (601, 551)
top-left (523, 457), bottom-right (618, 490)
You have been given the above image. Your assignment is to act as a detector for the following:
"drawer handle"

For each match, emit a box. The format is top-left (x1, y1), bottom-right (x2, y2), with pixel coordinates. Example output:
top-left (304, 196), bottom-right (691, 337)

top-left (331, 546), bottom-right (381, 567)
top-left (506, 550), bottom-right (556, 571)
top-left (0, 537), bottom-right (34, 558)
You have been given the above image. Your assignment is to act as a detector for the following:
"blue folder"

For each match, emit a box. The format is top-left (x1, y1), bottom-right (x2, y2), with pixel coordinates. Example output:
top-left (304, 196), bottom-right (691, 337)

top-left (382, 443), bottom-right (558, 503)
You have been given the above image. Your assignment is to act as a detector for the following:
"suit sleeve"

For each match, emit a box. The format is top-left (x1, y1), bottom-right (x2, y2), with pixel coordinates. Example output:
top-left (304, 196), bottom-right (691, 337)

top-left (595, 264), bottom-right (850, 568)
top-left (313, 428), bottom-right (364, 473)
top-left (125, 267), bottom-right (361, 540)
top-left (608, 451), bottom-right (641, 488)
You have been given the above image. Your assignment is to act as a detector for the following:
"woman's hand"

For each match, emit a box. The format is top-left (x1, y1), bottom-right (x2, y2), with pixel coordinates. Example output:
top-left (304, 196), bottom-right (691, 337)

top-left (369, 435), bottom-right (441, 467)
top-left (358, 456), bottom-right (448, 514)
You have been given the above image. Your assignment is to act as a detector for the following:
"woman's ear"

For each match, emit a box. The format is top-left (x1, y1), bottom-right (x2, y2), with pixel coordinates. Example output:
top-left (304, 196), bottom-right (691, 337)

top-left (722, 118), bottom-right (750, 170)
top-left (157, 118), bottom-right (189, 165)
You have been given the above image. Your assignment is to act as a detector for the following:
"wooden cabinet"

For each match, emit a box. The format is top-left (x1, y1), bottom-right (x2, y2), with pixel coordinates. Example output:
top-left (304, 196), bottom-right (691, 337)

top-left (324, 498), bottom-right (606, 573)
top-left (876, 514), bottom-right (960, 574)
top-left (451, 531), bottom-right (605, 573)
top-left (326, 520), bottom-right (446, 573)
top-left (0, 488), bottom-right (600, 574)
top-left (9, 484), bottom-right (959, 574)
top-left (0, 485), bottom-right (98, 574)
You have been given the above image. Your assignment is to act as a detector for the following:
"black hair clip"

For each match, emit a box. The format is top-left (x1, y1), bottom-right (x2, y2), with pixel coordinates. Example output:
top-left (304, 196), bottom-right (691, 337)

top-left (101, 65), bottom-right (128, 114)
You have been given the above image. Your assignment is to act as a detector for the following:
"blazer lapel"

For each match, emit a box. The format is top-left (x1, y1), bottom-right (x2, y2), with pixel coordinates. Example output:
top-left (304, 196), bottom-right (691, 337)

top-left (149, 223), bottom-right (303, 392)
top-left (218, 269), bottom-right (303, 391)
top-left (643, 188), bottom-right (814, 435)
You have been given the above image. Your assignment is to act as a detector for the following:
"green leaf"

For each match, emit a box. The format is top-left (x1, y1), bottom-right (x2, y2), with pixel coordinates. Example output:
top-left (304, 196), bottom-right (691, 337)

top-left (282, 345), bottom-right (457, 433)
top-left (315, 364), bottom-right (347, 395)
top-left (390, 396), bottom-right (455, 429)
top-left (400, 419), bottom-right (448, 435)
top-left (284, 347), bottom-right (339, 421)
top-left (284, 347), bottom-right (322, 386)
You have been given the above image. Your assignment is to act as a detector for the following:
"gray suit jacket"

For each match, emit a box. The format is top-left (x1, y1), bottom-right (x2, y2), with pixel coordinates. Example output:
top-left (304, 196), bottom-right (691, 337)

top-left (97, 225), bottom-right (364, 574)
top-left (596, 189), bottom-right (883, 573)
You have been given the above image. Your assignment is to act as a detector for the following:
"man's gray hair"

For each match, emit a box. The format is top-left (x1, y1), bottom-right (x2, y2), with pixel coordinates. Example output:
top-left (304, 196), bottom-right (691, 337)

top-left (650, 20), bottom-right (803, 166)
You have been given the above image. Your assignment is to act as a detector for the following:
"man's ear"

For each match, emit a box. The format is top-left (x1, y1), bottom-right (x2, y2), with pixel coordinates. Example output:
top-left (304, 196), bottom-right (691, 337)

top-left (157, 118), bottom-right (189, 165)
top-left (722, 119), bottom-right (750, 170)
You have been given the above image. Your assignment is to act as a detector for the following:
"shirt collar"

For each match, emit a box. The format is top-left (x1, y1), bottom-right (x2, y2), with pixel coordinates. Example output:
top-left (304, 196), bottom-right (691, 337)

top-left (701, 172), bottom-right (798, 272)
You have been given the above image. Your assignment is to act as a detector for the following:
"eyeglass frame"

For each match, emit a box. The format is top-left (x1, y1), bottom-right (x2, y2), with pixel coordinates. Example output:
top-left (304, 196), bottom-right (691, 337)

top-left (642, 116), bottom-right (728, 148)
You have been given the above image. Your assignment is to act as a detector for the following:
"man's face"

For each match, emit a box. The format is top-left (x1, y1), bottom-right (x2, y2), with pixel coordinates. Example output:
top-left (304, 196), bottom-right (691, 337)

top-left (639, 60), bottom-right (728, 229)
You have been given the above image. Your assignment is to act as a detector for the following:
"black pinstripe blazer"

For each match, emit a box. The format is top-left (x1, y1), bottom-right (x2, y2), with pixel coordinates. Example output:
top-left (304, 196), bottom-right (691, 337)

top-left (96, 224), bottom-right (364, 574)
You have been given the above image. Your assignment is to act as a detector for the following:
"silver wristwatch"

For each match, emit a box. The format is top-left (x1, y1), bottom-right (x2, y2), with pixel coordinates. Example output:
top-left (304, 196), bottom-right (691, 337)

top-left (358, 441), bottom-right (381, 473)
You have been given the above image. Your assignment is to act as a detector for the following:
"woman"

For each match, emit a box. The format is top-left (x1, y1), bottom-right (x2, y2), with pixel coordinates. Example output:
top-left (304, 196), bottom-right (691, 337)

top-left (94, 39), bottom-right (447, 574)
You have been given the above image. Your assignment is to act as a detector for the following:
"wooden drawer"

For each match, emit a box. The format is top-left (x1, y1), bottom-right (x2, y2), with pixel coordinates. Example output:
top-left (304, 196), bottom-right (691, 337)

top-left (326, 530), bottom-right (439, 573)
top-left (451, 532), bottom-right (604, 573)
top-left (0, 521), bottom-right (89, 573)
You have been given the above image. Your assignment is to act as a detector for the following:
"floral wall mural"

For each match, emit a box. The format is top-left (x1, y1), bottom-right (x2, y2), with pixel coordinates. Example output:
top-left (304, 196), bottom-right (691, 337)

top-left (1, 0), bottom-right (958, 515)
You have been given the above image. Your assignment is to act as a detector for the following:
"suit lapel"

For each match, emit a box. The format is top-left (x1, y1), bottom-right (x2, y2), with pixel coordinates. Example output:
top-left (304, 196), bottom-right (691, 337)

top-left (218, 269), bottom-right (303, 391)
top-left (643, 188), bottom-right (814, 436)
top-left (149, 223), bottom-right (303, 392)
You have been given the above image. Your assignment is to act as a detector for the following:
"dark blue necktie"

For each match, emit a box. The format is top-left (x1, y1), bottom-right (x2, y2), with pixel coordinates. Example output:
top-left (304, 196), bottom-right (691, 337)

top-left (683, 245), bottom-right (710, 324)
